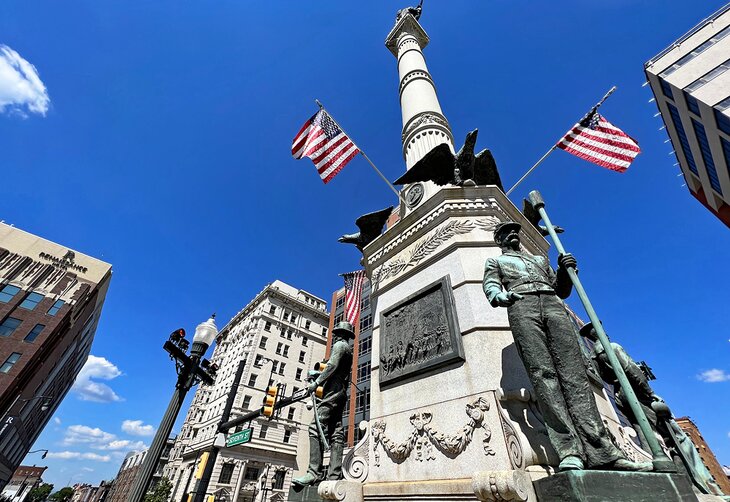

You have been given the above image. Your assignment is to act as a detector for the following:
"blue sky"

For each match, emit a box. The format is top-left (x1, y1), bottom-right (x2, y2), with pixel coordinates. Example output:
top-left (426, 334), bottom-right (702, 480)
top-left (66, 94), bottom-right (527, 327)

top-left (2, 0), bottom-right (729, 488)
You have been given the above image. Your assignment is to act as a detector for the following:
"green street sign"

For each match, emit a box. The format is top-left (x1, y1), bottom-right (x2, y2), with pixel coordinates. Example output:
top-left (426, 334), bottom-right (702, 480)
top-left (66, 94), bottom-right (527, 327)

top-left (226, 427), bottom-right (253, 447)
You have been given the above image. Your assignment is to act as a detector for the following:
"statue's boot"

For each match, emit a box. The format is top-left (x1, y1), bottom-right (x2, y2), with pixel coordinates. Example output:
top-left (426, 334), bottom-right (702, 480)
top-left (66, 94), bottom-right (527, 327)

top-left (327, 437), bottom-right (345, 480)
top-left (604, 458), bottom-right (653, 472)
top-left (559, 455), bottom-right (585, 471)
top-left (292, 472), bottom-right (319, 489)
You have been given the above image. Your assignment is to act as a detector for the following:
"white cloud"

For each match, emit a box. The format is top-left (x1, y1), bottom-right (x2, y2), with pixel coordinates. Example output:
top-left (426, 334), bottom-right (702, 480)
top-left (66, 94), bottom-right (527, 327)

top-left (62, 425), bottom-right (116, 446)
top-left (122, 420), bottom-right (155, 437)
top-left (697, 369), bottom-right (730, 383)
top-left (81, 467), bottom-right (94, 473)
top-left (53, 417), bottom-right (61, 425)
top-left (0, 45), bottom-right (49, 117)
top-left (71, 355), bottom-right (123, 403)
top-left (97, 439), bottom-right (147, 451)
top-left (46, 451), bottom-right (111, 462)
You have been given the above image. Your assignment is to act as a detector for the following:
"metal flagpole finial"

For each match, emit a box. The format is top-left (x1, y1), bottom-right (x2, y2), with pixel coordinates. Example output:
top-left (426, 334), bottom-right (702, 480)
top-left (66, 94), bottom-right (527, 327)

top-left (315, 99), bottom-right (324, 109)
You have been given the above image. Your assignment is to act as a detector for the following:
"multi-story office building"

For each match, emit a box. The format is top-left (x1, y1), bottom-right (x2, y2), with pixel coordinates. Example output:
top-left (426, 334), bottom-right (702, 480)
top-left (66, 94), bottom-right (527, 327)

top-left (165, 281), bottom-right (329, 502)
top-left (107, 436), bottom-right (175, 502)
top-left (327, 280), bottom-right (372, 447)
top-left (645, 4), bottom-right (730, 228)
top-left (675, 416), bottom-right (730, 495)
top-left (0, 223), bottom-right (112, 488)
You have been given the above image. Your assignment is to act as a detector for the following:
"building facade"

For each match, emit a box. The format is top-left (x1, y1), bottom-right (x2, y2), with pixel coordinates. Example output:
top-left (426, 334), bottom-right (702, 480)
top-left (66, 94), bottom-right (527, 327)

top-left (0, 465), bottom-right (46, 502)
top-left (645, 4), bottom-right (730, 228)
top-left (0, 223), bottom-right (112, 488)
top-left (675, 416), bottom-right (730, 495)
top-left (106, 437), bottom-right (174, 502)
top-left (71, 480), bottom-right (112, 502)
top-left (164, 281), bottom-right (329, 502)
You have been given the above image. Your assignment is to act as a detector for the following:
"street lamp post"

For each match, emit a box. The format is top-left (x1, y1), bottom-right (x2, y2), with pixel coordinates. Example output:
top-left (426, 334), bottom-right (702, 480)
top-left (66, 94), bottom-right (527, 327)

top-left (128, 315), bottom-right (219, 502)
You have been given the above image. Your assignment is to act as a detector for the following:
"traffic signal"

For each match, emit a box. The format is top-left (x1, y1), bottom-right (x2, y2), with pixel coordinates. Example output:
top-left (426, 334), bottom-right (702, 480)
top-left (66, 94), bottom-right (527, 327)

top-left (170, 328), bottom-right (186, 342)
top-left (262, 384), bottom-right (279, 418)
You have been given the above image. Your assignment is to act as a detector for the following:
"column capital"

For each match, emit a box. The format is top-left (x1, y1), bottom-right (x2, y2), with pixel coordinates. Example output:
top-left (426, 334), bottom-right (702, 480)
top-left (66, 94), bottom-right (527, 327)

top-left (385, 13), bottom-right (429, 57)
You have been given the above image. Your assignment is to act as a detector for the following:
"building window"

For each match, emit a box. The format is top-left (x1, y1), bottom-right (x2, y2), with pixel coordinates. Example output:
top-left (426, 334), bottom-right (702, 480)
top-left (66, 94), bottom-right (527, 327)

top-left (660, 80), bottom-right (673, 99)
top-left (0, 285), bottom-right (20, 303)
top-left (0, 317), bottom-right (22, 338)
top-left (259, 337), bottom-right (267, 349)
top-left (264, 321), bottom-right (272, 332)
top-left (283, 429), bottom-right (291, 443)
top-left (357, 361), bottom-right (371, 383)
top-left (358, 336), bottom-right (372, 356)
top-left (355, 389), bottom-right (370, 413)
top-left (692, 119), bottom-right (722, 194)
top-left (0, 353), bottom-right (21, 374)
top-left (47, 299), bottom-right (64, 316)
top-left (24, 324), bottom-right (45, 343)
top-left (259, 424), bottom-right (268, 438)
top-left (359, 314), bottom-right (372, 331)
top-left (305, 320), bottom-right (311, 330)
top-left (248, 374), bottom-right (257, 387)
top-left (218, 463), bottom-right (235, 484)
top-left (302, 336), bottom-right (308, 346)
top-left (720, 138), bottom-right (730, 182)
top-left (295, 368), bottom-right (303, 380)
top-left (660, 25), bottom-right (730, 77)
top-left (667, 103), bottom-right (699, 176)
top-left (360, 296), bottom-right (370, 311)
top-left (244, 467), bottom-right (260, 481)
top-left (715, 106), bottom-right (730, 136)
top-left (269, 305), bottom-right (276, 315)
top-left (19, 292), bottom-right (44, 311)
top-left (335, 295), bottom-right (345, 310)
top-left (271, 361), bottom-right (278, 374)
top-left (322, 327), bottom-right (327, 337)
top-left (685, 57), bottom-right (730, 93)
top-left (276, 342), bottom-right (283, 355)
top-left (286, 329), bottom-right (293, 340)
top-left (288, 407), bottom-right (296, 420)
top-left (290, 314), bottom-right (297, 323)
top-left (255, 355), bottom-right (263, 368)
top-left (299, 351), bottom-right (306, 363)
top-left (685, 92), bottom-right (700, 115)
top-left (334, 312), bottom-right (344, 324)
top-left (283, 311), bottom-right (289, 322)
top-left (242, 395), bottom-right (251, 409)
top-left (278, 362), bottom-right (286, 375)
top-left (273, 470), bottom-right (286, 490)
top-left (283, 345), bottom-right (289, 357)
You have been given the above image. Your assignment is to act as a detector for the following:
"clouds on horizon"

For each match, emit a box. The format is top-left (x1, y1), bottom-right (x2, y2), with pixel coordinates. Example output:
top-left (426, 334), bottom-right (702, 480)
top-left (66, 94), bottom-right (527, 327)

top-left (121, 419), bottom-right (155, 437)
top-left (71, 355), bottom-right (123, 403)
top-left (53, 423), bottom-right (148, 461)
top-left (697, 369), bottom-right (730, 383)
top-left (0, 45), bottom-right (49, 117)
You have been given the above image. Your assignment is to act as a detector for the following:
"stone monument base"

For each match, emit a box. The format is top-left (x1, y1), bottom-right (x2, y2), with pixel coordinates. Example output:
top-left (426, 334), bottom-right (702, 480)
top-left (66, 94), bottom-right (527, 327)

top-left (533, 470), bottom-right (699, 502)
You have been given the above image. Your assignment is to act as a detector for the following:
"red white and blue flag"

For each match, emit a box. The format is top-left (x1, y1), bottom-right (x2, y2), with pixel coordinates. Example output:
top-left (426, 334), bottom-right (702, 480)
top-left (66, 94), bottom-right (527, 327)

top-left (292, 109), bottom-right (360, 184)
top-left (557, 110), bottom-right (640, 173)
top-left (342, 270), bottom-right (366, 324)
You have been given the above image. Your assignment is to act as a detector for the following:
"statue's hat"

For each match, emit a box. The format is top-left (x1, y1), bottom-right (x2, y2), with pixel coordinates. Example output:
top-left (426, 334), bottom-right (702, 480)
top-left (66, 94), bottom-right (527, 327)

top-left (332, 321), bottom-right (355, 339)
top-left (494, 221), bottom-right (521, 244)
top-left (579, 321), bottom-right (601, 339)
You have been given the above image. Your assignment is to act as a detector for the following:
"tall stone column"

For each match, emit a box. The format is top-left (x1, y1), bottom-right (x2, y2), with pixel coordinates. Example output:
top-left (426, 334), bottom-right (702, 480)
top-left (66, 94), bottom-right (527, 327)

top-left (386, 13), bottom-right (455, 209)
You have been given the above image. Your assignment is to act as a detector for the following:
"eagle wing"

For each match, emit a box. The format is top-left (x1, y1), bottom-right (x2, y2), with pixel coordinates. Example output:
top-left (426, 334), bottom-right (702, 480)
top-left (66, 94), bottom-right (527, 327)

top-left (473, 149), bottom-right (504, 191)
top-left (393, 144), bottom-right (455, 186)
top-left (355, 206), bottom-right (394, 245)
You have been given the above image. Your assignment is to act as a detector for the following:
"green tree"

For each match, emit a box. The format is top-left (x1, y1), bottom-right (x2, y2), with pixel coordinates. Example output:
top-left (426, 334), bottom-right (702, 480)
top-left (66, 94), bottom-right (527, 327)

top-left (27, 483), bottom-right (54, 502)
top-left (48, 487), bottom-right (73, 502)
top-left (144, 477), bottom-right (172, 502)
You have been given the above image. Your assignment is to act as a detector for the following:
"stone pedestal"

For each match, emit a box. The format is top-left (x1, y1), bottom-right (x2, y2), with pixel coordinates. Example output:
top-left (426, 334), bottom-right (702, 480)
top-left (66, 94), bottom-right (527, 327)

top-left (533, 470), bottom-right (699, 502)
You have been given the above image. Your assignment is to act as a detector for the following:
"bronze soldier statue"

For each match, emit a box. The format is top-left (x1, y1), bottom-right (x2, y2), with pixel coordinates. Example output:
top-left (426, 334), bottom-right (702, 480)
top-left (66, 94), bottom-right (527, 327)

top-left (292, 321), bottom-right (355, 488)
top-left (483, 221), bottom-right (649, 472)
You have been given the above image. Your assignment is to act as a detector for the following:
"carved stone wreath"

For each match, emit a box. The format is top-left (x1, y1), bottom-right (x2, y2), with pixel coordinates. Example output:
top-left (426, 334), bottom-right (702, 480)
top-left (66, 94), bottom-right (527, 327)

top-left (371, 217), bottom-right (499, 288)
top-left (372, 397), bottom-right (495, 466)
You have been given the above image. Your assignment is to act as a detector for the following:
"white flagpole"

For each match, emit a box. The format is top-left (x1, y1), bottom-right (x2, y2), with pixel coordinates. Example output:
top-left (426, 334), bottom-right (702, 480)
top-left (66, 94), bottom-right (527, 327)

top-left (316, 99), bottom-right (407, 205)
top-left (505, 86), bottom-right (617, 197)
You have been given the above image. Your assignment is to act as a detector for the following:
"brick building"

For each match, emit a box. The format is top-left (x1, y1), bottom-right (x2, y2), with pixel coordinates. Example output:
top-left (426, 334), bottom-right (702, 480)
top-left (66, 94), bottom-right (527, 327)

top-left (675, 416), bottom-right (730, 495)
top-left (0, 223), bottom-right (112, 488)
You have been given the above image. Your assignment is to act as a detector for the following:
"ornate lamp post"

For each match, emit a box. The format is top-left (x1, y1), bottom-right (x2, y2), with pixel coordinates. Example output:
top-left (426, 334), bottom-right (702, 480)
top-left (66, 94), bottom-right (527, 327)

top-left (129, 315), bottom-right (220, 502)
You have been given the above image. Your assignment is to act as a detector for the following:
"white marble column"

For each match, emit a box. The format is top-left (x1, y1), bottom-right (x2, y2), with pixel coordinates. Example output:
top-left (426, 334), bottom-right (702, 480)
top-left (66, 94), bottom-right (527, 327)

top-left (385, 13), bottom-right (455, 209)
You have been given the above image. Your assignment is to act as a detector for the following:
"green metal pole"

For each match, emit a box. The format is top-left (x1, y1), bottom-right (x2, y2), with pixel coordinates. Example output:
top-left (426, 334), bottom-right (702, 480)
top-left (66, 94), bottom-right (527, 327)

top-left (528, 190), bottom-right (675, 473)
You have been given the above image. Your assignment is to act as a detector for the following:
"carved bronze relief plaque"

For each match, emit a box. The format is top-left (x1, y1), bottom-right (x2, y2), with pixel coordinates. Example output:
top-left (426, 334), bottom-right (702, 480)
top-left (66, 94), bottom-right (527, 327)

top-left (379, 275), bottom-right (464, 387)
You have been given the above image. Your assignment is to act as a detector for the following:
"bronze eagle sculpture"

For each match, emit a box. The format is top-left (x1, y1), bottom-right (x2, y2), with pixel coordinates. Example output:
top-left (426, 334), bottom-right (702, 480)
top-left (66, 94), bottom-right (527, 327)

top-left (338, 206), bottom-right (394, 252)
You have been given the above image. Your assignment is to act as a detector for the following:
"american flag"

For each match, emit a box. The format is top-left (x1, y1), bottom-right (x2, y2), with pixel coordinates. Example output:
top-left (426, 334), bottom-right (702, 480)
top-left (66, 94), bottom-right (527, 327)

top-left (342, 270), bottom-right (366, 324)
top-left (557, 110), bottom-right (640, 173)
top-left (292, 109), bottom-right (360, 184)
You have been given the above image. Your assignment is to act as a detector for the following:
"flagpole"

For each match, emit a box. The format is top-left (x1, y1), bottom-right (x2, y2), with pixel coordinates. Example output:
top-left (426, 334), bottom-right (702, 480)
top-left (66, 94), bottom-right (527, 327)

top-left (505, 86), bottom-right (618, 197)
top-left (316, 99), bottom-right (407, 205)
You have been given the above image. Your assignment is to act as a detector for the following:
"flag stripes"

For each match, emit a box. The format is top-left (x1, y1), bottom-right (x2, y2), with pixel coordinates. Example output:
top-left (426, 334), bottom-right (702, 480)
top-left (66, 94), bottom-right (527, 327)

top-left (342, 270), bottom-right (366, 325)
top-left (557, 112), bottom-right (640, 173)
top-left (292, 109), bottom-right (360, 184)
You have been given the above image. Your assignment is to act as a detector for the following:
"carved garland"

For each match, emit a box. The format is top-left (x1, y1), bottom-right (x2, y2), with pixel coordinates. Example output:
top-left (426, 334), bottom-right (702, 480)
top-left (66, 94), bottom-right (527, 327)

top-left (372, 397), bottom-right (495, 466)
top-left (372, 217), bottom-right (499, 288)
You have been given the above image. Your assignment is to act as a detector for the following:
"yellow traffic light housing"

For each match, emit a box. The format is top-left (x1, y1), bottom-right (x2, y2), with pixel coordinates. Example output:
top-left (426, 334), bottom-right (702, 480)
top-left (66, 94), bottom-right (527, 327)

top-left (262, 385), bottom-right (279, 418)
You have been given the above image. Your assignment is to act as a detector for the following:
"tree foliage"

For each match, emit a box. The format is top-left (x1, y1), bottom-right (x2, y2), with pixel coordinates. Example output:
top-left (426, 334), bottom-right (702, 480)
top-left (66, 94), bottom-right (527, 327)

top-left (27, 483), bottom-right (54, 502)
top-left (144, 477), bottom-right (172, 502)
top-left (48, 487), bottom-right (73, 502)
